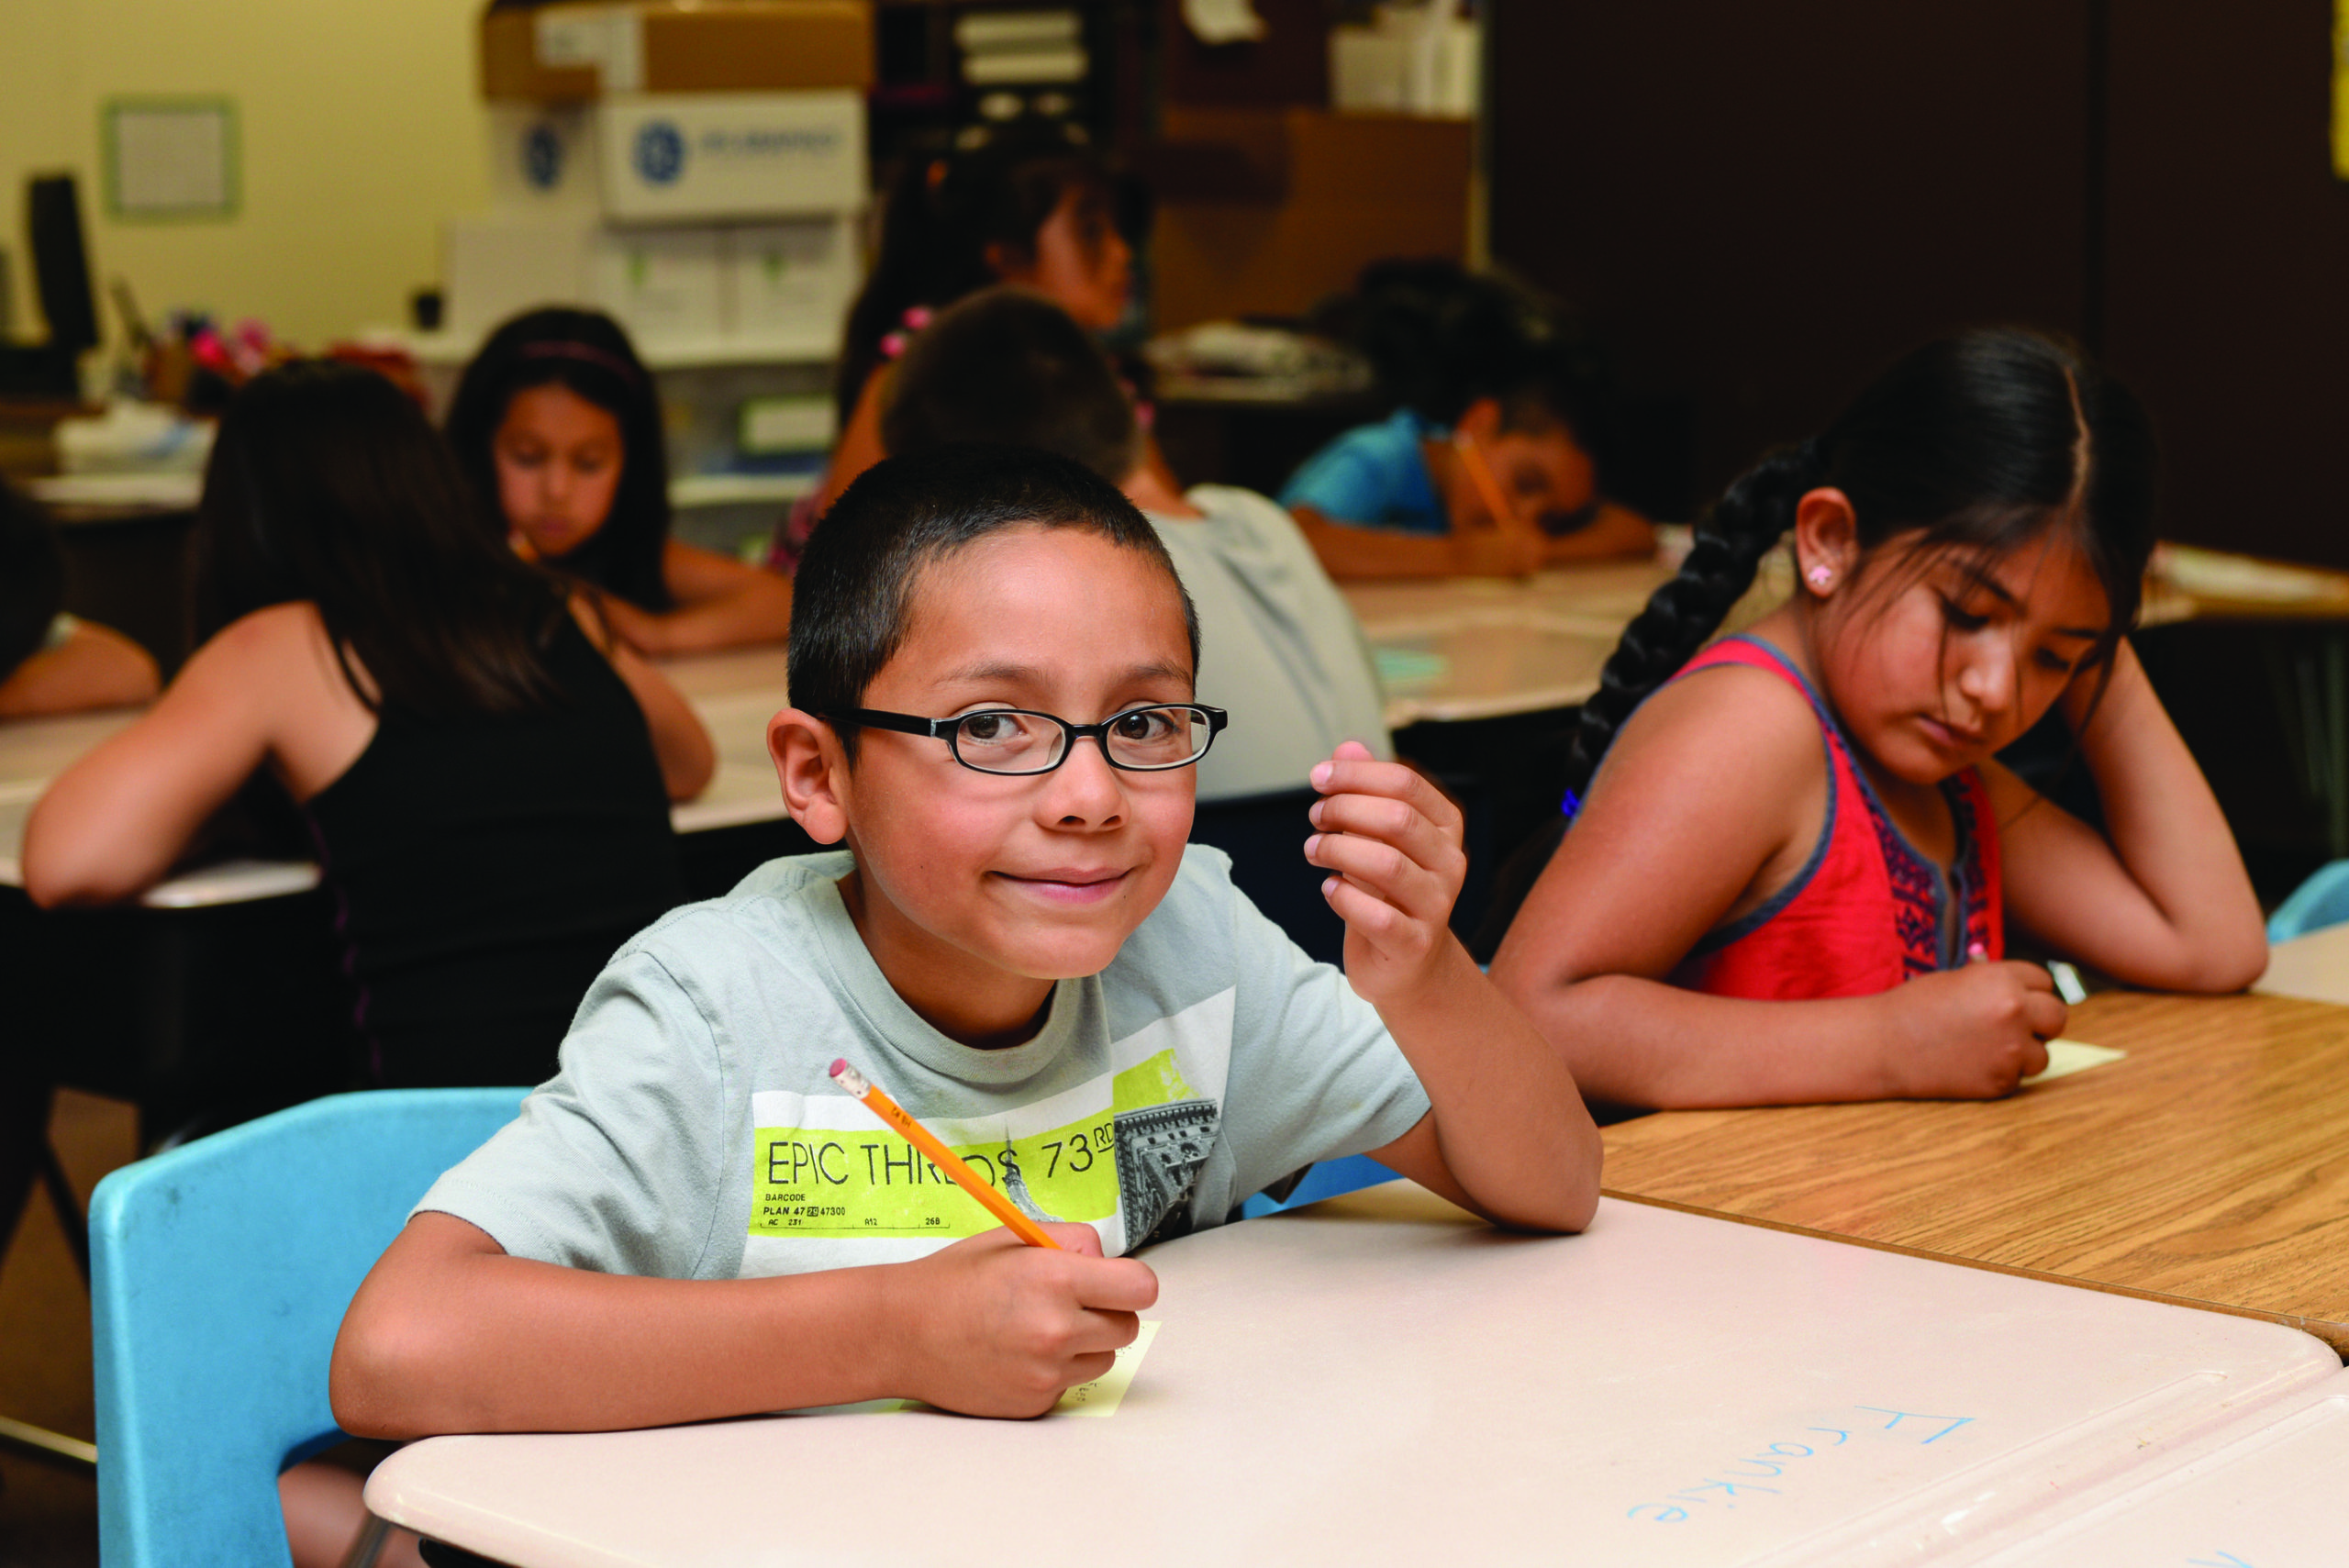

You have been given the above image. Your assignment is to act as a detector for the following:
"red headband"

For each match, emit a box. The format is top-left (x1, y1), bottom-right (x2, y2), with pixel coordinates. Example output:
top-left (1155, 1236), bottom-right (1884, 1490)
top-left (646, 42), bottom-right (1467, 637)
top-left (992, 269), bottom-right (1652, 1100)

top-left (518, 339), bottom-right (646, 389)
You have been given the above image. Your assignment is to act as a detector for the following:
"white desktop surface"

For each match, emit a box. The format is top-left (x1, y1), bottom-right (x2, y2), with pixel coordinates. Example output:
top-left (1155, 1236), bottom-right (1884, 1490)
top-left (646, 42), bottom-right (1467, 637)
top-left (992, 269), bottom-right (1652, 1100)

top-left (366, 1183), bottom-right (2338, 1568)
top-left (1951, 1369), bottom-right (2349, 1566)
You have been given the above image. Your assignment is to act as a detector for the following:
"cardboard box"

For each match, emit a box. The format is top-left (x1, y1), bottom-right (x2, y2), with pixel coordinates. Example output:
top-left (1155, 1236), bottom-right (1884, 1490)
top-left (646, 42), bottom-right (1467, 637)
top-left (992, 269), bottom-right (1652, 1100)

top-left (1149, 108), bottom-right (1472, 330)
top-left (596, 90), bottom-right (864, 223)
top-left (725, 215), bottom-right (858, 342)
top-left (483, 2), bottom-right (874, 102)
top-left (589, 225), bottom-right (726, 339)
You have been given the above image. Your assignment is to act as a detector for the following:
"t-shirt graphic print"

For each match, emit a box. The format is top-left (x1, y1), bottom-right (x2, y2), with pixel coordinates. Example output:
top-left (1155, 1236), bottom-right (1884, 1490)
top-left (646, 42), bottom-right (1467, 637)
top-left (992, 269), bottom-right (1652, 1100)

top-left (742, 991), bottom-right (1230, 1274)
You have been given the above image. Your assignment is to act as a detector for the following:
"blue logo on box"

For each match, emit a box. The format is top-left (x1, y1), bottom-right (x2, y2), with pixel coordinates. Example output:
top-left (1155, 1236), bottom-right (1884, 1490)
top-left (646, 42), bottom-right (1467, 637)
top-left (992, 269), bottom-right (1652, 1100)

top-left (522, 123), bottom-right (564, 190)
top-left (633, 122), bottom-right (686, 185)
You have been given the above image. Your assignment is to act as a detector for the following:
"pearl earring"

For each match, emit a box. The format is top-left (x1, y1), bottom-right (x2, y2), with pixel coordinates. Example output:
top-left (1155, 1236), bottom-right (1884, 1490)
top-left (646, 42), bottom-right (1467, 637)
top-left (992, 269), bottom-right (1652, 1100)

top-left (1806, 564), bottom-right (1834, 590)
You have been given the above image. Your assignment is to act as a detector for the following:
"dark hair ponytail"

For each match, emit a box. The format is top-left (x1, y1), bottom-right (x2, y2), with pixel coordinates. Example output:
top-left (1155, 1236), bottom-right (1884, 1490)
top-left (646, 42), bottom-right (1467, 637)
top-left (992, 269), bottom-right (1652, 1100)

top-left (1560, 442), bottom-right (1820, 802)
top-left (1470, 327), bottom-right (2156, 959)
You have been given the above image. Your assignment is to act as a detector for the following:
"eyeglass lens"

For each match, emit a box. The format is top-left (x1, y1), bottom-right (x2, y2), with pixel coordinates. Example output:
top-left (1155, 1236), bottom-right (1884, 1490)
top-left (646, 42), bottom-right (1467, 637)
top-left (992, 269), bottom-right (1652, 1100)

top-left (952, 707), bottom-right (1210, 774)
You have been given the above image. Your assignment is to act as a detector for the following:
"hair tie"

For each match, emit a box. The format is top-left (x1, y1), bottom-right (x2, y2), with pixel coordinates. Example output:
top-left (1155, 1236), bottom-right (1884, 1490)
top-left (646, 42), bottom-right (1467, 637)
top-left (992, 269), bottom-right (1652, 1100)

top-left (518, 339), bottom-right (646, 390)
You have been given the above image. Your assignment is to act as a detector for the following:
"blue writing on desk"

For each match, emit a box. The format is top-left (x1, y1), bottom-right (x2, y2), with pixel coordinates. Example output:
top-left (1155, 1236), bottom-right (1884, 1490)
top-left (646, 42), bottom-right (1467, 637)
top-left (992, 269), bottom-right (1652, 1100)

top-left (2187, 1554), bottom-right (2255, 1567)
top-left (1627, 1405), bottom-right (1978, 1524)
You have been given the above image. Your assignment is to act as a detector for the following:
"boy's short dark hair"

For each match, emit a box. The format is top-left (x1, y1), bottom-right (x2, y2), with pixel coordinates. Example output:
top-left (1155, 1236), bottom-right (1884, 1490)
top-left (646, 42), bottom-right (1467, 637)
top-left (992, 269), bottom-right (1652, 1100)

top-left (879, 287), bottom-right (1141, 484)
top-left (789, 444), bottom-right (1198, 755)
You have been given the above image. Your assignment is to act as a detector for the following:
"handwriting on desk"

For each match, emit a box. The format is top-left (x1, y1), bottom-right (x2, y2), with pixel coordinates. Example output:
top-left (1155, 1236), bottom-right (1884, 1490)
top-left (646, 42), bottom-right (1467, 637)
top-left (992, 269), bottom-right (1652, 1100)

top-left (1626, 1406), bottom-right (1978, 1523)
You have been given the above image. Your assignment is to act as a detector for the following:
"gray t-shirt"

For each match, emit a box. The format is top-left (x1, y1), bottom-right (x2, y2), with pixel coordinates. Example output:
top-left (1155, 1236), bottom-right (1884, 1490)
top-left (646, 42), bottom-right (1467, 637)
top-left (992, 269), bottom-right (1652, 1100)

top-left (1150, 485), bottom-right (1395, 802)
top-left (417, 846), bottom-right (1431, 1277)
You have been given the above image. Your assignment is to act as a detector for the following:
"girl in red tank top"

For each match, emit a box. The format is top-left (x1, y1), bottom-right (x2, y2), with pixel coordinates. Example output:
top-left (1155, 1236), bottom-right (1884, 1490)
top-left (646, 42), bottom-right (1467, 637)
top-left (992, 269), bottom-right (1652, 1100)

top-left (1485, 330), bottom-right (2266, 1110)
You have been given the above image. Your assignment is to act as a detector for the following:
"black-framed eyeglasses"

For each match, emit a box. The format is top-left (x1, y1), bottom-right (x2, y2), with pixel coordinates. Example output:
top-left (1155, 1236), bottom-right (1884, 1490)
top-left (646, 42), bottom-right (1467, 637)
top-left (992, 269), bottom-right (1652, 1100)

top-left (827, 705), bottom-right (1229, 775)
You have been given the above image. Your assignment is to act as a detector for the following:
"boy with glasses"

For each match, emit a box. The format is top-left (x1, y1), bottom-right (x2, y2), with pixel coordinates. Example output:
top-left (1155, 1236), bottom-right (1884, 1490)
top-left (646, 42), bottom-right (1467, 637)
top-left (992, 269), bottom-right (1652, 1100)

top-left (332, 445), bottom-right (1598, 1434)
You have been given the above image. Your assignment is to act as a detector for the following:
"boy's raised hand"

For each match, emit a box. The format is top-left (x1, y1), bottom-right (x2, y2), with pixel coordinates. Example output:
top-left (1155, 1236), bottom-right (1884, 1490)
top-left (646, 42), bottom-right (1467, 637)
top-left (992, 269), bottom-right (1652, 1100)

top-left (888, 1224), bottom-right (1157, 1418)
top-left (1306, 741), bottom-right (1472, 1004)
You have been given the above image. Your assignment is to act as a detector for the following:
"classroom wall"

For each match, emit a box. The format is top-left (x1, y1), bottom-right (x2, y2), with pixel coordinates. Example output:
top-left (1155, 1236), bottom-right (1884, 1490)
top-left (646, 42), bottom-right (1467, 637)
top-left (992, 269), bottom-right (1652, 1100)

top-left (0, 0), bottom-right (492, 351)
top-left (1487, 0), bottom-right (2093, 524)
top-left (1490, 0), bottom-right (2349, 569)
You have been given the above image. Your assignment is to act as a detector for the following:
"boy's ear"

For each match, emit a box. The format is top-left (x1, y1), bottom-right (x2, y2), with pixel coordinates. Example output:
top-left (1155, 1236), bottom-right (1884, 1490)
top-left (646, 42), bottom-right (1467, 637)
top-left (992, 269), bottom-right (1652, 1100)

top-left (1792, 486), bottom-right (1862, 595)
top-left (768, 707), bottom-right (850, 846)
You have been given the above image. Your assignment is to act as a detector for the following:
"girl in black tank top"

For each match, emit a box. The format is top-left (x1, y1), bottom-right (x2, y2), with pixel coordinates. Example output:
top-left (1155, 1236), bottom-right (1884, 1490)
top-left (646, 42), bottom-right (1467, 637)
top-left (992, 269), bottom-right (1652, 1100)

top-left (24, 361), bottom-right (710, 1089)
top-left (303, 613), bottom-right (682, 1087)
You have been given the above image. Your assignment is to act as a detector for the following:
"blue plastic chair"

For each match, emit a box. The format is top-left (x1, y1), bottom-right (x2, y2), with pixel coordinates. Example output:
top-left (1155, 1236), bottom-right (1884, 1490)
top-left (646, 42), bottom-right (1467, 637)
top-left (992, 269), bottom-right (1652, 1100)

top-left (2267, 860), bottom-right (2349, 943)
top-left (89, 1087), bottom-right (528, 1568)
top-left (1241, 1152), bottom-right (1397, 1218)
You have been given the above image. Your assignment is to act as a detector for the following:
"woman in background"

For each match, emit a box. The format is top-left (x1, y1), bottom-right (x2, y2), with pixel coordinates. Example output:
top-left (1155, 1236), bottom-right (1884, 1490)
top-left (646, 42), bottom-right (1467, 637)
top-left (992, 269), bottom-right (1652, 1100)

top-left (1282, 261), bottom-right (1653, 577)
top-left (26, 359), bottom-right (710, 1087)
top-left (445, 307), bottom-right (794, 653)
top-left (0, 479), bottom-right (159, 717)
top-left (771, 121), bottom-right (1145, 565)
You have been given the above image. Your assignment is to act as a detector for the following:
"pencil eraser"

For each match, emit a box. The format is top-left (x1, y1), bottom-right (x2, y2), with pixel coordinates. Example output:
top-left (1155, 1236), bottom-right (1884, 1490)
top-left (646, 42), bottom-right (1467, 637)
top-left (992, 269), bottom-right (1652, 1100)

top-left (829, 1058), bottom-right (849, 1078)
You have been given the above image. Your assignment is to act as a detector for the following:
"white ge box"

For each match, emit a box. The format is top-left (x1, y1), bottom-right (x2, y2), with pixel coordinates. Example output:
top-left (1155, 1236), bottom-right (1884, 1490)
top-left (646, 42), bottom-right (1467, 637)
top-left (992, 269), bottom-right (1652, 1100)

top-left (596, 90), bottom-right (864, 223)
top-left (486, 105), bottom-right (603, 211)
top-left (443, 217), bottom-right (594, 337)
top-left (725, 215), bottom-right (858, 344)
top-left (446, 217), bottom-right (726, 343)
top-left (588, 226), bottom-right (725, 339)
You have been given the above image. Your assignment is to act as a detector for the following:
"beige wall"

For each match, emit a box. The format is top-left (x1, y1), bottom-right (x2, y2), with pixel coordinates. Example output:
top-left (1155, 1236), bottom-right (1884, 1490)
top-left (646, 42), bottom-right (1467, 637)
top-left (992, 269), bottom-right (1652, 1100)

top-left (1, 0), bottom-right (492, 350)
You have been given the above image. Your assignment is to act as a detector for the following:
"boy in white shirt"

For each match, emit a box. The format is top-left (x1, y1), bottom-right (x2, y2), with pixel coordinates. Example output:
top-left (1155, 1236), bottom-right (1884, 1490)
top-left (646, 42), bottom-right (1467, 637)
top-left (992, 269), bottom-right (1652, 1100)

top-left (332, 444), bottom-right (1598, 1432)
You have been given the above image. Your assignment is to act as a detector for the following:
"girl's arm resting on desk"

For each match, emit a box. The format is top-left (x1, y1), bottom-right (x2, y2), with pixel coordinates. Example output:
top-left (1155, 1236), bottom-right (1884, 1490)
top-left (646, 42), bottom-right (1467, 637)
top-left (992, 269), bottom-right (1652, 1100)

top-left (1486, 671), bottom-right (2060, 1106)
top-left (1996, 640), bottom-right (2266, 992)
top-left (1291, 504), bottom-right (1546, 580)
top-left (0, 620), bottom-right (160, 718)
top-left (1306, 745), bottom-right (1601, 1230)
top-left (569, 598), bottom-right (716, 800)
top-left (1541, 500), bottom-right (1656, 565)
top-left (20, 607), bottom-right (339, 906)
top-left (329, 1211), bottom-right (1157, 1437)
top-left (597, 539), bottom-right (794, 657)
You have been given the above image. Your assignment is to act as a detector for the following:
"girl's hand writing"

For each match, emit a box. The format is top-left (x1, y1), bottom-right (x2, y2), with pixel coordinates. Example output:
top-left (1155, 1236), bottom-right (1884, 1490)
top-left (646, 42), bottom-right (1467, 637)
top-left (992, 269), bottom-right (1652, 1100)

top-left (1306, 741), bottom-right (1472, 1006)
top-left (1878, 962), bottom-right (2063, 1097)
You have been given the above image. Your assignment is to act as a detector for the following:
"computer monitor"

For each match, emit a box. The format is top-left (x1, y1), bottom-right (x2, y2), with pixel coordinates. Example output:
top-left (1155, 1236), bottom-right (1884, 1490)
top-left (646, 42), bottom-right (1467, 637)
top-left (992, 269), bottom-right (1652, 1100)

top-left (28, 173), bottom-right (99, 353)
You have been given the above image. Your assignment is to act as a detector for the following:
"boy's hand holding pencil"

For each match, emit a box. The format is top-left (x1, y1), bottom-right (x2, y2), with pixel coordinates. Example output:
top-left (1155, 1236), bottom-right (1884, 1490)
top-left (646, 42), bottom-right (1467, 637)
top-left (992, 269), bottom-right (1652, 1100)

top-left (834, 1061), bottom-right (1158, 1418)
top-left (1306, 741), bottom-right (1475, 1007)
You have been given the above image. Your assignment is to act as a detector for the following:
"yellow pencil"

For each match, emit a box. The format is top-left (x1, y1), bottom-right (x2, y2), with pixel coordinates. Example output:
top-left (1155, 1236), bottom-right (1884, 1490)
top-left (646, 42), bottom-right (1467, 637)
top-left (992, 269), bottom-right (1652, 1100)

top-left (829, 1059), bottom-right (1063, 1250)
top-left (1453, 431), bottom-right (1522, 533)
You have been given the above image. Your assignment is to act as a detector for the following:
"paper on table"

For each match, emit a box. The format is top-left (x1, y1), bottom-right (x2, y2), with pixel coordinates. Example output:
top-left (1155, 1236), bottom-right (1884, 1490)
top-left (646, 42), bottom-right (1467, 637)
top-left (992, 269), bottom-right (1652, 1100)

top-left (2020, 1038), bottom-right (2125, 1086)
top-left (1056, 1319), bottom-right (1160, 1417)
top-left (1373, 648), bottom-right (1451, 688)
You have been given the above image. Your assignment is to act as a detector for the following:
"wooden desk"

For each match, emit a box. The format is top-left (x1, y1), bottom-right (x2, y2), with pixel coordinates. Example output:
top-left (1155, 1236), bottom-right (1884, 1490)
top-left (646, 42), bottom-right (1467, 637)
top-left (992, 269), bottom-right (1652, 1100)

top-left (2255, 924), bottom-right (2349, 1007)
top-left (1601, 990), bottom-right (2349, 1353)
top-left (367, 1182), bottom-right (2338, 1568)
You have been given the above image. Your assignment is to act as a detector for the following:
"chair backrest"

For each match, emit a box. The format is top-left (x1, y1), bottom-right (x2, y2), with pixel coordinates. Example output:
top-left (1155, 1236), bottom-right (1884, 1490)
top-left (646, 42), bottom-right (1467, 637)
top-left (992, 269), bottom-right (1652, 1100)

top-left (90, 1087), bottom-right (528, 1568)
top-left (2267, 859), bottom-right (2349, 943)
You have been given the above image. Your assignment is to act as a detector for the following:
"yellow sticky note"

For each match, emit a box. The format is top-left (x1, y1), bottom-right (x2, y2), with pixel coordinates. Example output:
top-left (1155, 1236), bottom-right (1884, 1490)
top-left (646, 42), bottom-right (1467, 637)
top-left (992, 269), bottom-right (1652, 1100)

top-left (2021, 1038), bottom-right (2125, 1086)
top-left (1055, 1319), bottom-right (1160, 1417)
